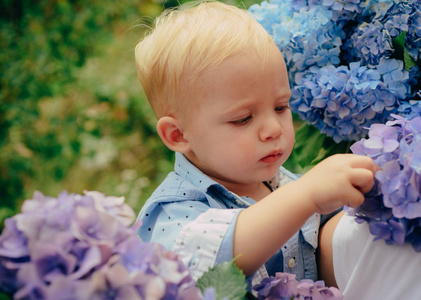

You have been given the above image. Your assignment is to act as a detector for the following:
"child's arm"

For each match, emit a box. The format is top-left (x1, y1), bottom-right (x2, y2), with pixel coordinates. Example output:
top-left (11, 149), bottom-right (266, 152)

top-left (233, 154), bottom-right (377, 276)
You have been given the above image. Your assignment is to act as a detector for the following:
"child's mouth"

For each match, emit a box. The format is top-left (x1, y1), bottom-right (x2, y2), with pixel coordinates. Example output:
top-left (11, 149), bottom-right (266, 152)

top-left (260, 152), bottom-right (282, 164)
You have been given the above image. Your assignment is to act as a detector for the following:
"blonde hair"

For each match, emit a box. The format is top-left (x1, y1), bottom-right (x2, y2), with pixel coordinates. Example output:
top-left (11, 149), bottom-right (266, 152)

top-left (135, 1), bottom-right (274, 118)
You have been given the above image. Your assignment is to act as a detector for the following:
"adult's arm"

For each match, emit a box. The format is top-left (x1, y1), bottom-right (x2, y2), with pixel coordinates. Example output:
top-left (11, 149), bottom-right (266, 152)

top-left (317, 210), bottom-right (344, 288)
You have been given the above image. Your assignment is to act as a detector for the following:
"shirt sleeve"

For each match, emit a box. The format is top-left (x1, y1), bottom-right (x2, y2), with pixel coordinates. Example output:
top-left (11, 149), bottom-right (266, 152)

top-left (172, 208), bottom-right (242, 280)
top-left (138, 197), bottom-right (244, 280)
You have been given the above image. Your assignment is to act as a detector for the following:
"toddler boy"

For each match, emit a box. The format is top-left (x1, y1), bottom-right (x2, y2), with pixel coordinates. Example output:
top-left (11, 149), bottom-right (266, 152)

top-left (135, 0), bottom-right (377, 289)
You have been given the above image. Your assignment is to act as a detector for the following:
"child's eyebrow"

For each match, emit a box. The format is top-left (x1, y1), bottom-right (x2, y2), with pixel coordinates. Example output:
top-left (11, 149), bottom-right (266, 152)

top-left (221, 100), bottom-right (254, 117)
top-left (275, 96), bottom-right (291, 103)
top-left (221, 93), bottom-right (291, 117)
top-left (276, 90), bottom-right (292, 100)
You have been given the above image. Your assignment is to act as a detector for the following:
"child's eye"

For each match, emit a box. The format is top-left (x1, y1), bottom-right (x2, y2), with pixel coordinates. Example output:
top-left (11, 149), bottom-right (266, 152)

top-left (275, 105), bottom-right (290, 113)
top-left (230, 115), bottom-right (252, 125)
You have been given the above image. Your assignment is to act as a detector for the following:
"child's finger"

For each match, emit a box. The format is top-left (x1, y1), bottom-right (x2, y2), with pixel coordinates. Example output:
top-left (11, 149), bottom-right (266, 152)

top-left (344, 189), bottom-right (365, 208)
top-left (372, 163), bottom-right (382, 173)
top-left (351, 169), bottom-right (376, 194)
top-left (348, 155), bottom-right (377, 171)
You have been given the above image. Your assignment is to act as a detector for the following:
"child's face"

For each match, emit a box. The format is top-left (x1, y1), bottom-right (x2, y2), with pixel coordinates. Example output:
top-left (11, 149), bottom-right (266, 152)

top-left (182, 42), bottom-right (294, 193)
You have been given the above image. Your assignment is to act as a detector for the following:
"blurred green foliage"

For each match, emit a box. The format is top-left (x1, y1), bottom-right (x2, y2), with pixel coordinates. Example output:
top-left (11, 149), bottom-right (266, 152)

top-left (0, 0), bottom-right (262, 230)
top-left (0, 0), bottom-right (169, 229)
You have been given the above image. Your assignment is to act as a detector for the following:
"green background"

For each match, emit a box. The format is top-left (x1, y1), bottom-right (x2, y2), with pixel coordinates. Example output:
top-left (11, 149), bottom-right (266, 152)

top-left (0, 0), bottom-right (263, 230)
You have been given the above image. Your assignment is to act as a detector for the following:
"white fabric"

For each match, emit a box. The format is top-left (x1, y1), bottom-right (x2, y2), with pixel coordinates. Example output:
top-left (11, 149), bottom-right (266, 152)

top-left (333, 213), bottom-right (421, 299)
top-left (173, 208), bottom-right (239, 280)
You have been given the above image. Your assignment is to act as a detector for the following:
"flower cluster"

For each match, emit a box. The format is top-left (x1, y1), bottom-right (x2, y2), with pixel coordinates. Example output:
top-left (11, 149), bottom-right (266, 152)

top-left (0, 191), bottom-right (202, 299)
top-left (0, 191), bottom-right (343, 300)
top-left (347, 114), bottom-right (421, 250)
top-left (249, 0), bottom-right (421, 142)
top-left (253, 272), bottom-right (343, 300)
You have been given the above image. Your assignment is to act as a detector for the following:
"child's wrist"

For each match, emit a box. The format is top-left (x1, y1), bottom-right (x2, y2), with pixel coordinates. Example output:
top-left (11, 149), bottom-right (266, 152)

top-left (287, 181), bottom-right (319, 216)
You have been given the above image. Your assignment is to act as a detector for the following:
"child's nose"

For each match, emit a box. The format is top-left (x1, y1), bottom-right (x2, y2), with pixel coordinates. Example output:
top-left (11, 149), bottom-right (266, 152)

top-left (259, 116), bottom-right (283, 141)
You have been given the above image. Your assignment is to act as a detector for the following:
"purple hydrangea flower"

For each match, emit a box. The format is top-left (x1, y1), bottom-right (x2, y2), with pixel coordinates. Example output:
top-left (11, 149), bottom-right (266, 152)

top-left (297, 279), bottom-right (343, 299)
top-left (1, 191), bottom-right (341, 299)
top-left (0, 191), bottom-right (202, 299)
top-left (345, 179), bottom-right (393, 222)
top-left (253, 272), bottom-right (343, 300)
top-left (368, 218), bottom-right (406, 245)
top-left (254, 272), bottom-right (299, 300)
top-left (406, 219), bottom-right (421, 252)
top-left (363, 123), bottom-right (399, 153)
top-left (0, 218), bottom-right (29, 259)
top-left (348, 115), bottom-right (421, 250)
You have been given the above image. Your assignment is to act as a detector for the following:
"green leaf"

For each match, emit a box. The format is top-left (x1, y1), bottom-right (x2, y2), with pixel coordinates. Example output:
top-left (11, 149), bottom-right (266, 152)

top-left (284, 122), bottom-right (354, 173)
top-left (0, 292), bottom-right (12, 300)
top-left (404, 48), bottom-right (416, 70)
top-left (283, 150), bottom-right (308, 174)
top-left (196, 260), bottom-right (247, 300)
top-left (393, 30), bottom-right (406, 51)
top-left (310, 136), bottom-right (352, 166)
top-left (294, 123), bottom-right (326, 164)
top-left (392, 31), bottom-right (417, 71)
top-left (283, 122), bottom-right (326, 173)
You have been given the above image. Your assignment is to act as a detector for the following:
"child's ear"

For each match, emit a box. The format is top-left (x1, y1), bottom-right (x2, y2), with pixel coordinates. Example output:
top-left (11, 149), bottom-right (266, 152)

top-left (156, 116), bottom-right (191, 154)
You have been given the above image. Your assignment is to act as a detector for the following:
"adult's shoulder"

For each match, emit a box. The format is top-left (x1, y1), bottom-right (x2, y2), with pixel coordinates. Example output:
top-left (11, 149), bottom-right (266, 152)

top-left (329, 213), bottom-right (421, 299)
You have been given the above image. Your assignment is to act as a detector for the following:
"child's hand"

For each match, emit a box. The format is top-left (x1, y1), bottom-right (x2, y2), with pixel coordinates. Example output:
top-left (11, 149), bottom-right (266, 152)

top-left (297, 154), bottom-right (379, 214)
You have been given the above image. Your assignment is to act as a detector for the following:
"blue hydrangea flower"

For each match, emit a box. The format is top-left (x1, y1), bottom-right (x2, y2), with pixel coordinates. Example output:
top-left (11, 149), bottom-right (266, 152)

top-left (291, 62), bottom-right (402, 142)
top-left (380, 0), bottom-right (421, 60)
top-left (248, 0), bottom-right (293, 37)
top-left (320, 0), bottom-right (364, 21)
top-left (377, 58), bottom-right (411, 99)
top-left (249, 0), bottom-right (421, 143)
top-left (350, 20), bottom-right (393, 66)
top-left (362, 0), bottom-right (394, 19)
top-left (282, 7), bottom-right (343, 79)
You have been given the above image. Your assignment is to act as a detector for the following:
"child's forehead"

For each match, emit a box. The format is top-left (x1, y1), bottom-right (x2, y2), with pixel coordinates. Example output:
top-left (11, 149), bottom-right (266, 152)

top-left (196, 45), bottom-right (277, 80)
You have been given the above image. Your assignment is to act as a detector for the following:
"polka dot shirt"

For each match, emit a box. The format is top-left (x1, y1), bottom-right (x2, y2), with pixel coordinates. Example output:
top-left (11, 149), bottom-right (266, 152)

top-left (137, 152), bottom-right (320, 284)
